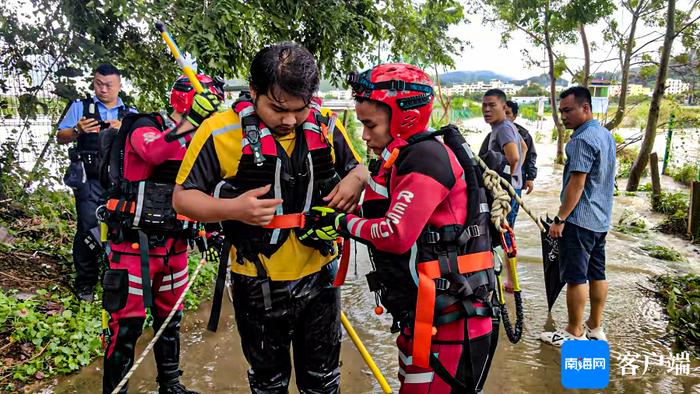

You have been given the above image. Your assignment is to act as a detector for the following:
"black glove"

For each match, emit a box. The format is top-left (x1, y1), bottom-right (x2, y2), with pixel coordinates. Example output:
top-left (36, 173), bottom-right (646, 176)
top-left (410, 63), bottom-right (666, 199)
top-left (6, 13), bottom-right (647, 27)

top-left (205, 231), bottom-right (226, 262)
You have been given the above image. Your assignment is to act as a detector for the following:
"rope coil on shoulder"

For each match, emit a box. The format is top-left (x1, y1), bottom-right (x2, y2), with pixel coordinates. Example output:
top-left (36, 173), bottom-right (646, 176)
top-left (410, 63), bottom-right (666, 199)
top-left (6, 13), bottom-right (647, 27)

top-left (473, 155), bottom-right (546, 233)
top-left (480, 166), bottom-right (511, 232)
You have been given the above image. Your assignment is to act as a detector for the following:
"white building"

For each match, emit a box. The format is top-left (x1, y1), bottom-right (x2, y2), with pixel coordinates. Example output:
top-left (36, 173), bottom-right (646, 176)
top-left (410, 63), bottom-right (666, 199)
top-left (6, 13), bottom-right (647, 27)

top-left (665, 79), bottom-right (690, 95)
top-left (436, 79), bottom-right (522, 97)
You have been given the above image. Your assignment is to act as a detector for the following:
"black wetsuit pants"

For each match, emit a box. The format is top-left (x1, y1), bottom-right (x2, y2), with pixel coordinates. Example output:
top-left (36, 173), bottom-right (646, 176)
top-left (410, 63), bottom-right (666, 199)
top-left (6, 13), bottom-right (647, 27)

top-left (232, 265), bottom-right (341, 394)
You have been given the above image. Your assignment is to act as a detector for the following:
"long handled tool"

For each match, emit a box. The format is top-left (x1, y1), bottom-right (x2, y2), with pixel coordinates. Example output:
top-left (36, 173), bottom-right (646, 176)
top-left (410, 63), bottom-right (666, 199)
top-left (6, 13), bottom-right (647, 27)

top-left (341, 311), bottom-right (392, 393)
top-left (155, 21), bottom-right (204, 94)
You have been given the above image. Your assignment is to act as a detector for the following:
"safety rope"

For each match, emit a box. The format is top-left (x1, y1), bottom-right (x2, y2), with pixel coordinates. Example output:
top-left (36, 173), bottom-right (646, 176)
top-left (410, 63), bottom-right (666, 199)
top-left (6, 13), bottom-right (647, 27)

top-left (472, 152), bottom-right (537, 346)
top-left (472, 155), bottom-right (546, 233)
top-left (480, 165), bottom-right (512, 232)
top-left (500, 291), bottom-right (524, 343)
top-left (111, 257), bottom-right (207, 394)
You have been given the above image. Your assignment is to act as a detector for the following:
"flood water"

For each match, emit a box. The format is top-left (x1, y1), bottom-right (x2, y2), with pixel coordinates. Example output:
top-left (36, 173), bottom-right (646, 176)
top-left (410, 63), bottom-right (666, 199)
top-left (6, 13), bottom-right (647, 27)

top-left (44, 121), bottom-right (700, 393)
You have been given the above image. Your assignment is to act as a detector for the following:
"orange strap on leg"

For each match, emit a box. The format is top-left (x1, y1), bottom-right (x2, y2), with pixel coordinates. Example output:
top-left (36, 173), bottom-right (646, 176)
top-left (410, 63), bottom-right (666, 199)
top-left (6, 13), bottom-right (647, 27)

top-left (333, 238), bottom-right (351, 287)
top-left (412, 261), bottom-right (441, 368)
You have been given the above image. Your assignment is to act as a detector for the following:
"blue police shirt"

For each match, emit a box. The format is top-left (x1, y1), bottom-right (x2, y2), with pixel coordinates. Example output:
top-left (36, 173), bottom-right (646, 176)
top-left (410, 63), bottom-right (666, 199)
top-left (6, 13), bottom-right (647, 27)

top-left (562, 119), bottom-right (616, 233)
top-left (57, 96), bottom-right (135, 130)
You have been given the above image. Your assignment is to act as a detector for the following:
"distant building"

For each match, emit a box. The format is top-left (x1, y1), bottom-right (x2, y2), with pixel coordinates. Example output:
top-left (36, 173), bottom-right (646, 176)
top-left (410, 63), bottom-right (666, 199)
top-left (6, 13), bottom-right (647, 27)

top-left (665, 79), bottom-right (690, 95)
top-left (608, 83), bottom-right (652, 97)
top-left (435, 79), bottom-right (522, 96)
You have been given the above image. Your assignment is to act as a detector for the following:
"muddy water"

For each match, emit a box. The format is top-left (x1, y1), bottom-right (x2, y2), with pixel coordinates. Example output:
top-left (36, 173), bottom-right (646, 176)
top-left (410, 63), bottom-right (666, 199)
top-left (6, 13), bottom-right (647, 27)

top-left (48, 132), bottom-right (700, 393)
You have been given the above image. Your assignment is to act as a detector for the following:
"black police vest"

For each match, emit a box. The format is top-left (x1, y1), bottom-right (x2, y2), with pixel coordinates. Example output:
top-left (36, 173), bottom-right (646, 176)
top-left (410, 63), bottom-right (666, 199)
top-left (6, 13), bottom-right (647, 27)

top-left (76, 98), bottom-right (132, 152)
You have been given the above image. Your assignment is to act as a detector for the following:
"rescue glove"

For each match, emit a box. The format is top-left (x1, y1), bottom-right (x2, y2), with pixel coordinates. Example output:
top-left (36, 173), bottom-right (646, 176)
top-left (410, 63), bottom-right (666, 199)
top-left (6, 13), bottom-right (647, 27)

top-left (205, 231), bottom-right (226, 262)
top-left (299, 206), bottom-right (346, 242)
top-left (187, 92), bottom-right (221, 127)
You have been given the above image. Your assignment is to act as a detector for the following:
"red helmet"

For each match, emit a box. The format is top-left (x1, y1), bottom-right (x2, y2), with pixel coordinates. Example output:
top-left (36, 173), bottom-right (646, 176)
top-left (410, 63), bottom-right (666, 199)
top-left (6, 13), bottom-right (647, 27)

top-left (348, 63), bottom-right (434, 140)
top-left (169, 74), bottom-right (225, 114)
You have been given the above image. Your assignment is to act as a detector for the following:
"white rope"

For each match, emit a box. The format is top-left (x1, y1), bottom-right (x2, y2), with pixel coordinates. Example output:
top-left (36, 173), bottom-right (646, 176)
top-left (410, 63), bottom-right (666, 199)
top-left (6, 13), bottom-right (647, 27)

top-left (111, 257), bottom-right (207, 394)
top-left (473, 155), bottom-right (546, 233)
top-left (481, 166), bottom-right (511, 232)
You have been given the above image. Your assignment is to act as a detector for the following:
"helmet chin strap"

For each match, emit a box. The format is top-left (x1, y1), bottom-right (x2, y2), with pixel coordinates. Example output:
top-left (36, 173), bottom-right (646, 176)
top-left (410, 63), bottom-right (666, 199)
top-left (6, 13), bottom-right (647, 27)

top-left (168, 112), bottom-right (184, 124)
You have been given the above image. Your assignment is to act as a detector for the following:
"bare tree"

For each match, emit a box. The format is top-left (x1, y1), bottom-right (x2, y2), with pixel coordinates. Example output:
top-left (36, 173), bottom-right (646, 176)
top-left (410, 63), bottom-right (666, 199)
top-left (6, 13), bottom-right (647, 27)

top-left (626, 0), bottom-right (700, 190)
top-left (604, 0), bottom-right (666, 130)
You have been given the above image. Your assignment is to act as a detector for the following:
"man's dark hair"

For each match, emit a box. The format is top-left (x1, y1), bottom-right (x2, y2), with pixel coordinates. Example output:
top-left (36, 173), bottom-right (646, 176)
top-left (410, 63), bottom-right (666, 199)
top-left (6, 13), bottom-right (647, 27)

top-left (506, 100), bottom-right (519, 116)
top-left (94, 63), bottom-right (121, 77)
top-left (483, 89), bottom-right (506, 102)
top-left (559, 86), bottom-right (592, 107)
top-left (249, 42), bottom-right (320, 105)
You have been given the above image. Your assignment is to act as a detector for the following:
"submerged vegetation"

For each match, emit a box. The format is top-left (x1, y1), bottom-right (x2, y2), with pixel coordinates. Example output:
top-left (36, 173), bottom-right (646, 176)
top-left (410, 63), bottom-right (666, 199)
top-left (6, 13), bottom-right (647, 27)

top-left (641, 244), bottom-right (686, 262)
top-left (650, 191), bottom-right (690, 236)
top-left (652, 274), bottom-right (700, 356)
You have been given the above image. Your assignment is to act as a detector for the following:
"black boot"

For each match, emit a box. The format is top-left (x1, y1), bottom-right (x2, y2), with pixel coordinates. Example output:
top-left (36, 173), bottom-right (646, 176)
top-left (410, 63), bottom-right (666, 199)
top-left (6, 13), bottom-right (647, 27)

top-left (103, 318), bottom-right (144, 394)
top-left (153, 311), bottom-right (198, 394)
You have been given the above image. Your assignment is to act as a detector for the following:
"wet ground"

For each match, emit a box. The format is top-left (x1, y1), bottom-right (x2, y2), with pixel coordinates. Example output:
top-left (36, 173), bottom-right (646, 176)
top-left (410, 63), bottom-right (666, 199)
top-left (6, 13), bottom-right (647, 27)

top-left (44, 123), bottom-right (700, 393)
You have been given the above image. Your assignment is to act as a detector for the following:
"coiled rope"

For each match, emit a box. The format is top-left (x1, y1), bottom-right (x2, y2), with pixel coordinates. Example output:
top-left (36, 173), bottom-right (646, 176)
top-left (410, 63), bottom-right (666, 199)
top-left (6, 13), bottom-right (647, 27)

top-left (473, 155), bottom-right (546, 233)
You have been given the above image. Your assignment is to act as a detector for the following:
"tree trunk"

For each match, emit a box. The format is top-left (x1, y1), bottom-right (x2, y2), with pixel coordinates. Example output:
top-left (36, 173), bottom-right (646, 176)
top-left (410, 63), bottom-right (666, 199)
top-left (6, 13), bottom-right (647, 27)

top-left (544, 15), bottom-right (566, 164)
top-left (626, 0), bottom-right (675, 191)
top-left (579, 24), bottom-right (590, 87)
top-left (433, 65), bottom-right (450, 124)
top-left (604, 8), bottom-right (640, 130)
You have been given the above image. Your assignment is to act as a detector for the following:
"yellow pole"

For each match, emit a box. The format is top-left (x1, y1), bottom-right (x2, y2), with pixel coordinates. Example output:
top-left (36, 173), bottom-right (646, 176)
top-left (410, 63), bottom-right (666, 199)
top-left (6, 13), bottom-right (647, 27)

top-left (340, 311), bottom-right (392, 393)
top-left (155, 21), bottom-right (205, 94)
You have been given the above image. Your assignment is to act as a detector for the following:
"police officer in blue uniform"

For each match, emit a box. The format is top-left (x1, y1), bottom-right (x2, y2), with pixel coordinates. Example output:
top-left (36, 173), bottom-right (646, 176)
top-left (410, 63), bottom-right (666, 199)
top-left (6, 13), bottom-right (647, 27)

top-left (56, 63), bottom-right (136, 301)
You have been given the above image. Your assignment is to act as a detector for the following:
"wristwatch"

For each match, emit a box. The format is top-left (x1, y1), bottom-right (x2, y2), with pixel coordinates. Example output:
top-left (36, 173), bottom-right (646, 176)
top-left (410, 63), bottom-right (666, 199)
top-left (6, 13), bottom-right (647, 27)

top-left (554, 215), bottom-right (564, 225)
top-left (72, 127), bottom-right (80, 136)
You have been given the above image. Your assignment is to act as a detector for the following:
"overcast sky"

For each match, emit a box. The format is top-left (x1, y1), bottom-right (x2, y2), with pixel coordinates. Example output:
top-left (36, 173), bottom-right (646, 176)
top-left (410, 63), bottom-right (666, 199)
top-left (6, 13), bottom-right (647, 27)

top-left (447, 8), bottom-right (686, 80)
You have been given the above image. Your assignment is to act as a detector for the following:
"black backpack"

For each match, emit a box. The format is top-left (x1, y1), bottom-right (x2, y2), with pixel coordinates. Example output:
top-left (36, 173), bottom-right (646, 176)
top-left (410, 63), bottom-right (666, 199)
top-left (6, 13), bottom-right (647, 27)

top-left (98, 112), bottom-right (164, 195)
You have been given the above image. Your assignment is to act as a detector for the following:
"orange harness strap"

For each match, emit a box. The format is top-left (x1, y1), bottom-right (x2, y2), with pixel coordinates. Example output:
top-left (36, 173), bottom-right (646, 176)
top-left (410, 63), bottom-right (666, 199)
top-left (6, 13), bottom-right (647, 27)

top-left (412, 250), bottom-right (494, 368)
top-left (262, 213), bottom-right (306, 229)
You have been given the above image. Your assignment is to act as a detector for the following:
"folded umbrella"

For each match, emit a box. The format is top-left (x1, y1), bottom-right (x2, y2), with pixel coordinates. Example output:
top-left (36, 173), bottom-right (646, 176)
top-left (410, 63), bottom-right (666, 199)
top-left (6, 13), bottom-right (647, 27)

top-left (541, 216), bottom-right (565, 312)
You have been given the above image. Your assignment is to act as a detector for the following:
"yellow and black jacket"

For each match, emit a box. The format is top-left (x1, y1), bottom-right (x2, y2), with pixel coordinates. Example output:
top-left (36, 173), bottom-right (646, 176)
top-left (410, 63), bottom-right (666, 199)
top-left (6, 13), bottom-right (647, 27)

top-left (177, 102), bottom-right (361, 281)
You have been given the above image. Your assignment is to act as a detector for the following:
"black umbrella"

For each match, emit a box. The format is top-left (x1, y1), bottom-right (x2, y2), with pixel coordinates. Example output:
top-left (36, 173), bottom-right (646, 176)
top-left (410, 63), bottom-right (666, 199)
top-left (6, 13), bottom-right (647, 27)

top-left (541, 217), bottom-right (565, 312)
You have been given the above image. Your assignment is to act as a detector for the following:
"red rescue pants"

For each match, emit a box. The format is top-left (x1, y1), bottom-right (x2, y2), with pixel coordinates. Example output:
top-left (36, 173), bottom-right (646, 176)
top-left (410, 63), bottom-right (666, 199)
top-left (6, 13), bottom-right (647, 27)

top-left (396, 308), bottom-right (493, 393)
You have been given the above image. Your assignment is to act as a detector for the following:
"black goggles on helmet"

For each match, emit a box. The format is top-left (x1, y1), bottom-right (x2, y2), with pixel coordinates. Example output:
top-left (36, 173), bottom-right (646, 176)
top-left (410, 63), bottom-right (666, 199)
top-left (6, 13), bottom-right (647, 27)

top-left (346, 70), bottom-right (434, 110)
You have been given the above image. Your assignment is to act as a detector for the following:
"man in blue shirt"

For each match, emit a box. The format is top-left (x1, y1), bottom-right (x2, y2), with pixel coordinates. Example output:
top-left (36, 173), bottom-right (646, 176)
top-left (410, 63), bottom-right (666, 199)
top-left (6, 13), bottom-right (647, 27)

top-left (541, 86), bottom-right (616, 346)
top-left (57, 63), bottom-right (136, 302)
